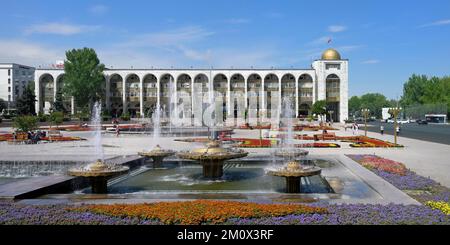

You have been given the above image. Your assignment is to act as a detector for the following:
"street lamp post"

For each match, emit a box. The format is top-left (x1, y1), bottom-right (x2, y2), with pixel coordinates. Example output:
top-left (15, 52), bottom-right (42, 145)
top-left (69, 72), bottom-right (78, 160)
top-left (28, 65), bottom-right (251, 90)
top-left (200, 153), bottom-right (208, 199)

top-left (361, 109), bottom-right (370, 136)
top-left (388, 107), bottom-right (401, 145)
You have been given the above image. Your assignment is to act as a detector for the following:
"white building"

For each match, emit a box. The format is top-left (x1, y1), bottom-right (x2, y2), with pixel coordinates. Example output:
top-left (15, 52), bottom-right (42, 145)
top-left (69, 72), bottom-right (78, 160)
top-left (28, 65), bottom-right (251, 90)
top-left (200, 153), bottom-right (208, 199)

top-left (0, 63), bottom-right (35, 111)
top-left (33, 48), bottom-right (349, 123)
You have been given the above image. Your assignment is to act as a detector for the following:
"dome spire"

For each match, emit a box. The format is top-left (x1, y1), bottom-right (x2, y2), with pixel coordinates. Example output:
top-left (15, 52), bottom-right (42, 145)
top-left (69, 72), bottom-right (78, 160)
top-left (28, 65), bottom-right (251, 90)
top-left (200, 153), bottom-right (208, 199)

top-left (321, 48), bottom-right (341, 60)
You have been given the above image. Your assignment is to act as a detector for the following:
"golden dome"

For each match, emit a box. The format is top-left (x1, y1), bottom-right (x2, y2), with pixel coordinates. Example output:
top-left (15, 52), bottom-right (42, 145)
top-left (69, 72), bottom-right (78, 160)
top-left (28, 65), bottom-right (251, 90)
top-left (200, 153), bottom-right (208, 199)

top-left (321, 48), bottom-right (341, 60)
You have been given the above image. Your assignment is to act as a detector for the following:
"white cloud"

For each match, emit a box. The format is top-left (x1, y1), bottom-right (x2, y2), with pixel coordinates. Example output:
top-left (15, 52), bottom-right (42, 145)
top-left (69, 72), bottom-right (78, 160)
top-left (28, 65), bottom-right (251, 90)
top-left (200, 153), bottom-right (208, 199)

top-left (362, 59), bottom-right (380, 64)
top-left (121, 26), bottom-right (214, 48)
top-left (328, 25), bottom-right (347, 33)
top-left (0, 39), bottom-right (63, 66)
top-left (89, 4), bottom-right (109, 15)
top-left (25, 22), bottom-right (101, 35)
top-left (225, 18), bottom-right (251, 24)
top-left (419, 19), bottom-right (450, 28)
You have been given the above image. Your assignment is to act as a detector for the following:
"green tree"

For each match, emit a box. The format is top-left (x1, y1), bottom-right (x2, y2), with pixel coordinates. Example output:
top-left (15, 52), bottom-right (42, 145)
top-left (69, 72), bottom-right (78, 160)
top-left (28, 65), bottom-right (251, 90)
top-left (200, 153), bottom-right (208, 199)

top-left (0, 98), bottom-right (6, 113)
top-left (401, 74), bottom-right (450, 116)
top-left (359, 93), bottom-right (392, 119)
top-left (400, 74), bottom-right (428, 106)
top-left (312, 100), bottom-right (327, 117)
top-left (16, 83), bottom-right (36, 116)
top-left (13, 115), bottom-right (38, 132)
top-left (52, 91), bottom-right (66, 113)
top-left (49, 111), bottom-right (64, 128)
top-left (63, 48), bottom-right (105, 110)
top-left (348, 96), bottom-right (361, 117)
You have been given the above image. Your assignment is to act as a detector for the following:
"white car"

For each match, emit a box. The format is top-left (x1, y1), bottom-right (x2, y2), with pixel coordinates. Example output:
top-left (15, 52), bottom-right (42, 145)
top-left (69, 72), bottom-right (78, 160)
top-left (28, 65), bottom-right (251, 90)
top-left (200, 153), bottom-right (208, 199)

top-left (398, 119), bottom-right (410, 124)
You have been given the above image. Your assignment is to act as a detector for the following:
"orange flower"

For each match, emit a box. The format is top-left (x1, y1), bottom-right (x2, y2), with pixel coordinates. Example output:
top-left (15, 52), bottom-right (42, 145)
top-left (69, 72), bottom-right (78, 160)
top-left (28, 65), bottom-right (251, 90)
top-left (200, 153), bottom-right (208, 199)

top-left (71, 200), bottom-right (327, 225)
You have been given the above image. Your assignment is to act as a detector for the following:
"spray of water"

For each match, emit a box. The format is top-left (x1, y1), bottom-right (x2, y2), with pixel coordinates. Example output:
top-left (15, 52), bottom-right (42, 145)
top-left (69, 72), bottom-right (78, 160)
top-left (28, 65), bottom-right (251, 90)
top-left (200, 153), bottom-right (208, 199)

top-left (282, 97), bottom-right (294, 149)
top-left (91, 101), bottom-right (104, 161)
top-left (152, 103), bottom-right (161, 148)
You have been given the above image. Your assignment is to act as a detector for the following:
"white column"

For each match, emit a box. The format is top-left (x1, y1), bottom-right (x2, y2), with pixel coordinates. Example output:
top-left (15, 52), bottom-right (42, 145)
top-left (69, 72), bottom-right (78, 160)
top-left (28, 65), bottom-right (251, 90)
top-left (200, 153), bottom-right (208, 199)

top-left (174, 75), bottom-right (178, 121)
top-left (244, 75), bottom-right (248, 108)
top-left (122, 76), bottom-right (127, 115)
top-left (260, 75), bottom-right (265, 121)
top-left (139, 77), bottom-right (144, 117)
top-left (278, 77), bottom-right (282, 124)
top-left (35, 78), bottom-right (41, 114)
top-left (105, 76), bottom-right (111, 111)
top-left (53, 76), bottom-right (57, 102)
top-left (295, 76), bottom-right (299, 117)
top-left (227, 76), bottom-right (231, 118)
top-left (156, 77), bottom-right (160, 108)
top-left (71, 96), bottom-right (75, 115)
top-left (191, 76), bottom-right (195, 126)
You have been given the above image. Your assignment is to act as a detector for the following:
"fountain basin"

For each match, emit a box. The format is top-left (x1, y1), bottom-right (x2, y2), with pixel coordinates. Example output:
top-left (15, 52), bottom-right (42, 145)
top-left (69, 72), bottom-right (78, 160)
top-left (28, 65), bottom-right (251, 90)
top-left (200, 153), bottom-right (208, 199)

top-left (177, 141), bottom-right (248, 178)
top-left (138, 145), bottom-right (176, 168)
top-left (68, 160), bottom-right (129, 194)
top-left (267, 161), bottom-right (321, 193)
top-left (273, 148), bottom-right (309, 160)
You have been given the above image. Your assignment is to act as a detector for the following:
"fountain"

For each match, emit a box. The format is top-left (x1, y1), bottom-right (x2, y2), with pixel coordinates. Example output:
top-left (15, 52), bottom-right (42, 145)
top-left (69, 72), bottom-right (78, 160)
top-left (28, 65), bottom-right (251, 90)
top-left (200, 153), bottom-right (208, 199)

top-left (273, 148), bottom-right (309, 160)
top-left (138, 145), bottom-right (175, 168)
top-left (177, 140), bottom-right (248, 178)
top-left (67, 102), bottom-right (129, 194)
top-left (266, 161), bottom-right (321, 193)
top-left (273, 97), bottom-right (309, 161)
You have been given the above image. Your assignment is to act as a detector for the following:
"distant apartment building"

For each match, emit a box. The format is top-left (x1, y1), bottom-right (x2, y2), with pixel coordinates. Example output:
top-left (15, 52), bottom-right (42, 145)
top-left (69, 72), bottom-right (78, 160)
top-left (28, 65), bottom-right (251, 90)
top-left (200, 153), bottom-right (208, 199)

top-left (0, 63), bottom-right (35, 110)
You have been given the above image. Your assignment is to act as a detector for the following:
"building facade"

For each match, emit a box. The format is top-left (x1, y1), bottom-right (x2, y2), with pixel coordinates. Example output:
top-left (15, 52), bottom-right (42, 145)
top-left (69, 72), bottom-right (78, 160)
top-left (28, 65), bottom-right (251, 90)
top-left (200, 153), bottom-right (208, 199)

top-left (34, 49), bottom-right (348, 123)
top-left (0, 63), bottom-right (35, 111)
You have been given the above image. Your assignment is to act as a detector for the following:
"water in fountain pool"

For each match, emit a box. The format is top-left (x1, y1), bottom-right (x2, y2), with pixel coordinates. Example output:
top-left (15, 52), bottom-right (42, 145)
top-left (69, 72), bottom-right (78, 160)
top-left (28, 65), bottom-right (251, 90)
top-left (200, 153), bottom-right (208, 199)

top-left (105, 161), bottom-right (334, 194)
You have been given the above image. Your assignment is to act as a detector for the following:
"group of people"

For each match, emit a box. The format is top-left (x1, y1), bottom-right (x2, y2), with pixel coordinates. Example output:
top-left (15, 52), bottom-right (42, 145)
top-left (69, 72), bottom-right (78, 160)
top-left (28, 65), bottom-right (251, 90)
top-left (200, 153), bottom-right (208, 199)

top-left (350, 123), bottom-right (359, 135)
top-left (112, 118), bottom-right (120, 137)
top-left (12, 130), bottom-right (47, 144)
top-left (379, 124), bottom-right (401, 135)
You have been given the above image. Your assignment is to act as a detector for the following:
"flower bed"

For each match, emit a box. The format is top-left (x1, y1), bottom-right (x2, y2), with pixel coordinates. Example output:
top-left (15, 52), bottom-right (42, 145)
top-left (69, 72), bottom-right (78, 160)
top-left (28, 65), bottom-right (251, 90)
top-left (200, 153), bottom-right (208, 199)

top-left (347, 136), bottom-right (403, 148)
top-left (294, 143), bottom-right (340, 148)
top-left (237, 138), bottom-right (276, 148)
top-left (71, 200), bottom-right (327, 225)
top-left (2, 200), bottom-right (450, 225)
top-left (426, 201), bottom-right (450, 215)
top-left (348, 155), bottom-right (407, 175)
top-left (41, 136), bottom-right (86, 142)
top-left (174, 138), bottom-right (211, 143)
top-left (1, 133), bottom-right (85, 142)
top-left (238, 124), bottom-right (271, 130)
top-left (0, 202), bottom-right (159, 225)
top-left (225, 203), bottom-right (450, 225)
top-left (347, 154), bottom-right (450, 207)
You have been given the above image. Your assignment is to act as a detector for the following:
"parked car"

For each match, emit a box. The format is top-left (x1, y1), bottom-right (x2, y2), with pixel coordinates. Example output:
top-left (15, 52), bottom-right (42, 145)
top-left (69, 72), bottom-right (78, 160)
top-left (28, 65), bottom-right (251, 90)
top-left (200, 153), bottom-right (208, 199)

top-left (417, 119), bottom-right (428, 125)
top-left (398, 119), bottom-right (410, 124)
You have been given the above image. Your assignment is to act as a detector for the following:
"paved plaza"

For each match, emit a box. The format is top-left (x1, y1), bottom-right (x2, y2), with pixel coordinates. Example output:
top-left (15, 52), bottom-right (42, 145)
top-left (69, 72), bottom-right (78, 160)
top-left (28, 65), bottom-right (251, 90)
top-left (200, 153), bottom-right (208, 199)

top-left (1, 123), bottom-right (449, 188)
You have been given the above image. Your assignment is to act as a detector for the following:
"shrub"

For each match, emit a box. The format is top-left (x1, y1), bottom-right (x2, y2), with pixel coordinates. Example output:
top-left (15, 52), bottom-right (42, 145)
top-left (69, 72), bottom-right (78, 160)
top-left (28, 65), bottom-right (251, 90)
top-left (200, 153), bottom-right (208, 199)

top-left (120, 112), bottom-right (130, 121)
top-left (37, 112), bottom-right (48, 122)
top-left (49, 111), bottom-right (64, 127)
top-left (13, 116), bottom-right (38, 132)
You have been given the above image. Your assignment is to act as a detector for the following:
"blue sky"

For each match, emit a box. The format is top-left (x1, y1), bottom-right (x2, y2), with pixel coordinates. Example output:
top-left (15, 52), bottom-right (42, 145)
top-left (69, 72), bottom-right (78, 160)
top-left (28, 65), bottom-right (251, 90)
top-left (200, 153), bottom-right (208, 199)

top-left (1, 0), bottom-right (449, 99)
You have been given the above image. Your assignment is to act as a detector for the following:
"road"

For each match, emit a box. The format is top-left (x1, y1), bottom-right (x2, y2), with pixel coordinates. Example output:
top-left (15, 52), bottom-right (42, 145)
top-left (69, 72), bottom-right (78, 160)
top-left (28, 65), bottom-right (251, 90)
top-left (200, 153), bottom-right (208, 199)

top-left (366, 121), bottom-right (450, 145)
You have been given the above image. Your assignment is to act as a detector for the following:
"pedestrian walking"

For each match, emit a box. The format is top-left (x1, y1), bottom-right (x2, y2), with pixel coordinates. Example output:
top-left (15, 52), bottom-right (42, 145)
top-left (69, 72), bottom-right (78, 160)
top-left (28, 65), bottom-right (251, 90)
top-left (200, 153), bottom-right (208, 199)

top-left (355, 124), bottom-right (359, 135)
top-left (380, 125), bottom-right (384, 135)
top-left (115, 126), bottom-right (120, 137)
top-left (396, 126), bottom-right (400, 135)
